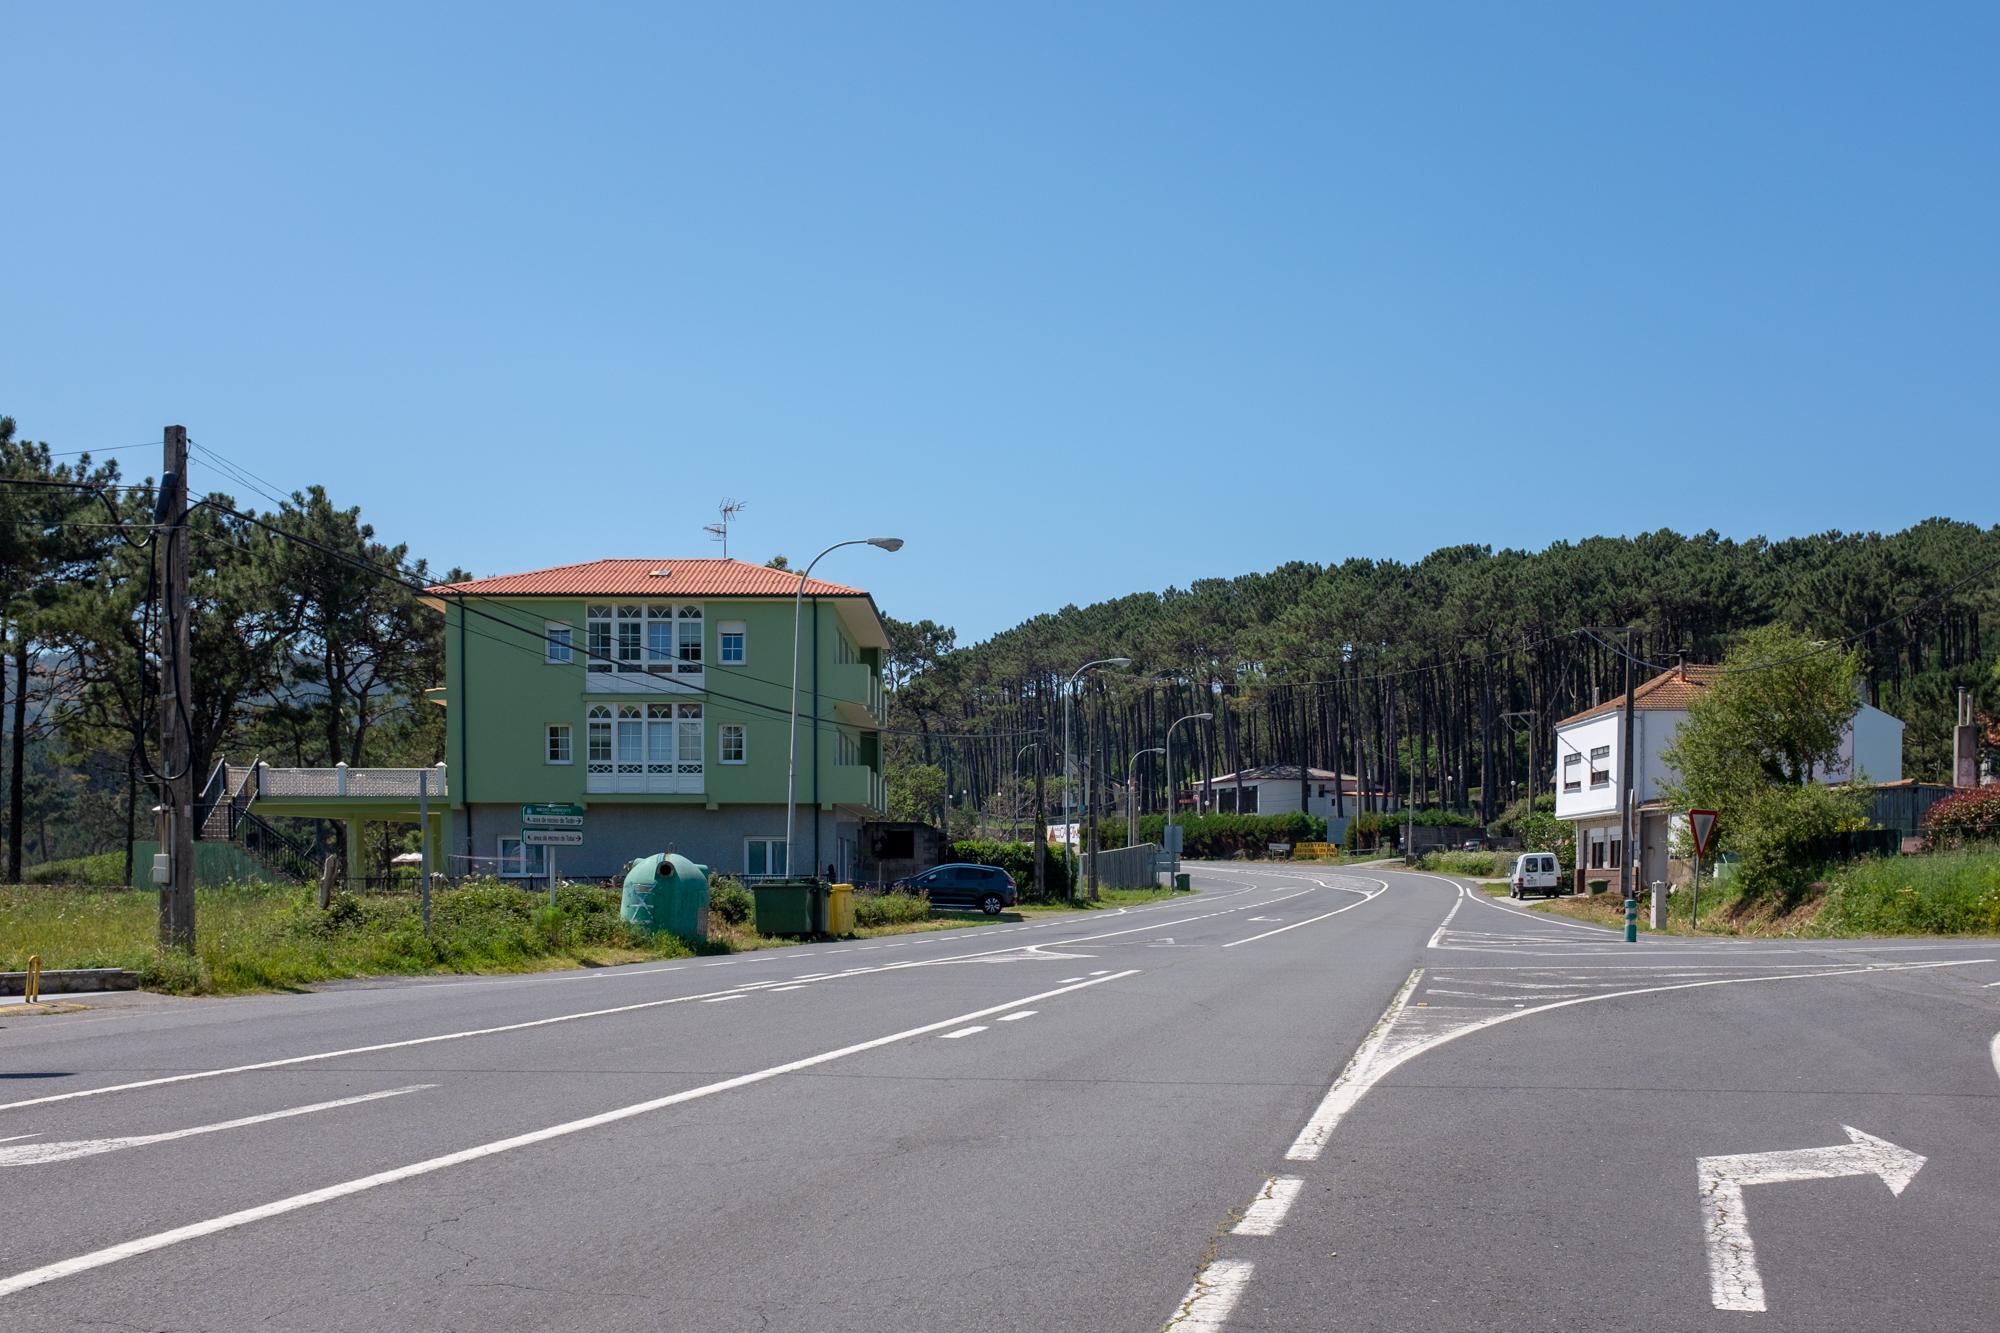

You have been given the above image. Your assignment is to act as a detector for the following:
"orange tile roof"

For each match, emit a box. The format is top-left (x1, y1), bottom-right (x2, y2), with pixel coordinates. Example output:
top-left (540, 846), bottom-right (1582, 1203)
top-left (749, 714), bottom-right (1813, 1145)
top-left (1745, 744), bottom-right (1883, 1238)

top-left (1558, 664), bottom-right (1724, 726)
top-left (425, 558), bottom-right (868, 599)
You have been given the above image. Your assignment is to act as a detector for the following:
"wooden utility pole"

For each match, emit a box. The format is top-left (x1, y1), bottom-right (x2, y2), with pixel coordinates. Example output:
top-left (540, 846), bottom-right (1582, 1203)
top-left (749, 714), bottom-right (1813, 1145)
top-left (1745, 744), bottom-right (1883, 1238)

top-left (159, 425), bottom-right (195, 950)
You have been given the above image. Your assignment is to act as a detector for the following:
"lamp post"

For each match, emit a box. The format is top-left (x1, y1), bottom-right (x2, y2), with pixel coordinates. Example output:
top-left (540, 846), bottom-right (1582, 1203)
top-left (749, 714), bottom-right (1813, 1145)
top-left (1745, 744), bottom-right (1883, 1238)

top-left (1164, 711), bottom-right (1213, 878)
top-left (1063, 657), bottom-right (1130, 899)
top-left (1014, 741), bottom-right (1040, 842)
top-left (1129, 747), bottom-right (1165, 848)
top-left (786, 537), bottom-right (902, 879)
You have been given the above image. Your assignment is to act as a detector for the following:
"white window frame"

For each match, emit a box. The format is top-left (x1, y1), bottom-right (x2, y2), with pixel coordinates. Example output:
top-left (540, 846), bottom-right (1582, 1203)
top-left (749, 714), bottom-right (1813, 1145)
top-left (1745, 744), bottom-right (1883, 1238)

top-left (719, 620), bottom-right (747, 665)
top-left (744, 836), bottom-right (787, 880)
top-left (497, 836), bottom-right (548, 880)
top-left (545, 622), bottom-right (573, 664)
top-left (720, 723), bottom-right (746, 764)
top-left (1563, 752), bottom-right (1583, 794)
top-left (1588, 744), bottom-right (1611, 789)
top-left (546, 723), bottom-right (572, 765)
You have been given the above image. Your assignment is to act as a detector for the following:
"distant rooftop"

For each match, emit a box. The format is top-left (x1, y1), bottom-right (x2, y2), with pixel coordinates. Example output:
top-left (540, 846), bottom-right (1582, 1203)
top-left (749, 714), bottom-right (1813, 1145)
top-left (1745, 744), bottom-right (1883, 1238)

top-left (426, 558), bottom-right (867, 599)
top-left (1559, 664), bottom-right (1724, 726)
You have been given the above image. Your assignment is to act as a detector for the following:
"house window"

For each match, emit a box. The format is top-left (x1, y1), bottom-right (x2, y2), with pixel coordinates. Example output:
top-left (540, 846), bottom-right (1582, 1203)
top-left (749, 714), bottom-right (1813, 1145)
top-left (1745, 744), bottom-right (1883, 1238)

top-left (1589, 745), bottom-right (1611, 789)
top-left (720, 723), bottom-right (746, 764)
top-left (587, 705), bottom-right (612, 764)
top-left (646, 605), bottom-right (674, 669)
top-left (719, 621), bottom-right (746, 665)
top-left (745, 837), bottom-right (787, 879)
top-left (1588, 834), bottom-right (1606, 869)
top-left (546, 724), bottom-right (572, 764)
top-left (677, 703), bottom-right (703, 763)
top-left (617, 704), bottom-right (643, 765)
top-left (545, 622), bottom-right (573, 664)
top-left (1609, 837), bottom-right (1623, 869)
top-left (676, 606), bottom-right (703, 673)
top-left (1563, 753), bottom-right (1582, 794)
top-left (617, 605), bottom-right (644, 670)
top-left (586, 606), bottom-right (612, 673)
top-left (497, 837), bottom-right (548, 880)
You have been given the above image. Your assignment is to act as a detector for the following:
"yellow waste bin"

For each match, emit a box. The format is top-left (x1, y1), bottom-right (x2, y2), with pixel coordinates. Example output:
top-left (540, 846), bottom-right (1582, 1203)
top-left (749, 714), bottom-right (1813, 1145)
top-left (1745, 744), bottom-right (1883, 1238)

top-left (825, 883), bottom-right (855, 936)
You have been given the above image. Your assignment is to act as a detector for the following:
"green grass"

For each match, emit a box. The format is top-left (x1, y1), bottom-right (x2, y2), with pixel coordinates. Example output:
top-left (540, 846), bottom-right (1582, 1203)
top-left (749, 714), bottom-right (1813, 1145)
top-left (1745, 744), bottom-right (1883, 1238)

top-left (0, 881), bottom-right (705, 992)
top-left (1512, 849), bottom-right (2000, 938)
top-left (1815, 851), bottom-right (2000, 936)
top-left (22, 851), bottom-right (128, 887)
top-left (1416, 850), bottom-right (1504, 877)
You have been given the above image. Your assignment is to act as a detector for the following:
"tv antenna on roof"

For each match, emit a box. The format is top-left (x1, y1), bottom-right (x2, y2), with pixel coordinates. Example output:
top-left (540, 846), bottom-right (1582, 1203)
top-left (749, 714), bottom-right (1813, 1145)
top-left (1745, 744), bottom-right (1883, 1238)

top-left (704, 499), bottom-right (747, 558)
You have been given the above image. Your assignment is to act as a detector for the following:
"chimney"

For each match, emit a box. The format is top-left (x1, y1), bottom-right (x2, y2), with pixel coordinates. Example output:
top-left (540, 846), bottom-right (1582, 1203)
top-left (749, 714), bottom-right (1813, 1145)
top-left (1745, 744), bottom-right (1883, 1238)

top-left (1955, 688), bottom-right (1979, 789)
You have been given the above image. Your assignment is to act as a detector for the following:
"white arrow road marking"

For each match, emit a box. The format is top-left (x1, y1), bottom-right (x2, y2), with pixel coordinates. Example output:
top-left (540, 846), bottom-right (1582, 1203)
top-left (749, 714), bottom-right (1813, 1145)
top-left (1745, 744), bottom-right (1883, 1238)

top-left (0, 1085), bottom-right (433, 1168)
top-left (1698, 1126), bottom-right (1926, 1312)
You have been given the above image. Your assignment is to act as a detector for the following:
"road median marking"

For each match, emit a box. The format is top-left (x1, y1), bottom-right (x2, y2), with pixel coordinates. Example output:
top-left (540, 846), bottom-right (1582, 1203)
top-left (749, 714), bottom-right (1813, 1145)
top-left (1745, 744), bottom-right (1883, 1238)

top-left (0, 970), bottom-right (1140, 1300)
top-left (0, 1085), bottom-right (432, 1169)
top-left (1164, 1258), bottom-right (1253, 1332)
top-left (1230, 1176), bottom-right (1304, 1236)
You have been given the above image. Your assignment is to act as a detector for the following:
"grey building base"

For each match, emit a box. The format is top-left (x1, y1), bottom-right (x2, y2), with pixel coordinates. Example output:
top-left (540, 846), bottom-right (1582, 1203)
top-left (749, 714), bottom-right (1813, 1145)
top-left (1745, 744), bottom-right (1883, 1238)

top-left (461, 803), bottom-right (861, 883)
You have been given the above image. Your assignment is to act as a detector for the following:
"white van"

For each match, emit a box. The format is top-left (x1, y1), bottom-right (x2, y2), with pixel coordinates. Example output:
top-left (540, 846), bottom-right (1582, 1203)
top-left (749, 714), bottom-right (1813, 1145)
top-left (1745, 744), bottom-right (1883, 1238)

top-left (1509, 853), bottom-right (1562, 899)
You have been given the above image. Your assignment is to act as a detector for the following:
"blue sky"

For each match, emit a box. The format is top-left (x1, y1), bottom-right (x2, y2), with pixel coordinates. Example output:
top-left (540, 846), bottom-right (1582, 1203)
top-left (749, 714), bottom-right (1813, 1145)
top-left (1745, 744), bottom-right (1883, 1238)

top-left (7, 3), bottom-right (1995, 641)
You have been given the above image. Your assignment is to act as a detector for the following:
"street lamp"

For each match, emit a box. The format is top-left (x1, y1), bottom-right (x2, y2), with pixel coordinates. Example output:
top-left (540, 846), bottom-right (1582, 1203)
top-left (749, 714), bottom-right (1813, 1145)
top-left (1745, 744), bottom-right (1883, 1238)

top-left (1164, 711), bottom-right (1213, 878)
top-left (1014, 741), bottom-right (1041, 842)
top-left (1129, 747), bottom-right (1165, 848)
top-left (785, 537), bottom-right (903, 879)
top-left (1062, 656), bottom-right (1130, 899)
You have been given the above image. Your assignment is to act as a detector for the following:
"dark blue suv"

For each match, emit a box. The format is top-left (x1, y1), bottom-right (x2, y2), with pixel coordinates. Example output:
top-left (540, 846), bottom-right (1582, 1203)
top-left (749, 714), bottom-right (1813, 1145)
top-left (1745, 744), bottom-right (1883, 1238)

top-left (895, 863), bottom-right (1018, 915)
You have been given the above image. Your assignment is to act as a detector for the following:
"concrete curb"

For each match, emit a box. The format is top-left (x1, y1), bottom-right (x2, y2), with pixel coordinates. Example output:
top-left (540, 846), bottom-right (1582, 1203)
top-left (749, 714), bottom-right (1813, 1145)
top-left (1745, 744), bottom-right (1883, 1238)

top-left (0, 968), bottom-right (140, 996)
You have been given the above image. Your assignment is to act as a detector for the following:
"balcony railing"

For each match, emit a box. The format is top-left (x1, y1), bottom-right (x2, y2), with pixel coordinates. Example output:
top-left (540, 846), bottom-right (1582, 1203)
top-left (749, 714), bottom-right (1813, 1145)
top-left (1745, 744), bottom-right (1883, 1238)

top-left (255, 763), bottom-right (449, 799)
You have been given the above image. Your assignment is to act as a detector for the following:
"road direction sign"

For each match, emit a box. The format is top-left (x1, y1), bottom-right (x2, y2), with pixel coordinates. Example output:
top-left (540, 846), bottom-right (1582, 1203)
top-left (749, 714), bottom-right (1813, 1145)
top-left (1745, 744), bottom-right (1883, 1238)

top-left (1697, 1126), bottom-right (1924, 1312)
top-left (521, 803), bottom-right (584, 828)
top-left (1688, 809), bottom-right (1718, 857)
top-left (520, 828), bottom-right (583, 846)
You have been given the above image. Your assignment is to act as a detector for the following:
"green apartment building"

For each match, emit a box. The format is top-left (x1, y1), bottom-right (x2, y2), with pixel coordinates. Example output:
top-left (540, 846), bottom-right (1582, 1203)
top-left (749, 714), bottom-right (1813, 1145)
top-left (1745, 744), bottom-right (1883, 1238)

top-left (223, 558), bottom-right (891, 885)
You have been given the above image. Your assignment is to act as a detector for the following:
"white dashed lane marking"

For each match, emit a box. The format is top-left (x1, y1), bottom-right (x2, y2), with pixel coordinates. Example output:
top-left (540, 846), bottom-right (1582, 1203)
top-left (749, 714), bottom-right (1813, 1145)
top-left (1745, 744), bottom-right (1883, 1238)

top-left (998, 1011), bottom-right (1036, 1022)
top-left (938, 1026), bottom-right (988, 1040)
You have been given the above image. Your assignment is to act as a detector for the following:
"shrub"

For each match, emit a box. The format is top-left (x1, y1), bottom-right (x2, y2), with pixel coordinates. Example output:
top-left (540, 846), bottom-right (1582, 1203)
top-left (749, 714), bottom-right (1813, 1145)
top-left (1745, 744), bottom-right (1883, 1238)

top-left (945, 840), bottom-right (1070, 899)
top-left (1730, 781), bottom-right (1870, 902)
top-left (1516, 810), bottom-right (1576, 876)
top-left (1817, 850), bottom-right (2000, 935)
top-left (1921, 786), bottom-right (2000, 851)
top-left (709, 876), bottom-right (753, 926)
top-left (1098, 812), bottom-right (1326, 859)
top-left (21, 852), bottom-right (127, 887)
top-left (855, 890), bottom-right (930, 927)
top-left (1418, 850), bottom-right (1501, 876)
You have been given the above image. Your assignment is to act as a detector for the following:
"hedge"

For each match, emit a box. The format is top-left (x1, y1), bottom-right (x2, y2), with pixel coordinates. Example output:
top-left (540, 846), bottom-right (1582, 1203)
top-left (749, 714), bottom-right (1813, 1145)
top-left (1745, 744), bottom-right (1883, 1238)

top-left (1922, 786), bottom-right (2000, 851)
top-left (945, 839), bottom-right (1072, 899)
top-left (1096, 812), bottom-right (1325, 860)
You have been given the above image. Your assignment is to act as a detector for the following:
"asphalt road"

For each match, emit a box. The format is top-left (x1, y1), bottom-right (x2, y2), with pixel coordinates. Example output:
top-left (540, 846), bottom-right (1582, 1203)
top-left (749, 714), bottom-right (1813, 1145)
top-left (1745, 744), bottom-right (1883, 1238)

top-left (1, 865), bottom-right (1996, 1331)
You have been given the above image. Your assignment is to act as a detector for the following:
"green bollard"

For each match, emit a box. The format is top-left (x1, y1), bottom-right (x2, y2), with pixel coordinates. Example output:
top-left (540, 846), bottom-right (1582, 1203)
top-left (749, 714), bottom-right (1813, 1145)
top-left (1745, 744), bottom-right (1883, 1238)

top-left (1624, 896), bottom-right (1638, 943)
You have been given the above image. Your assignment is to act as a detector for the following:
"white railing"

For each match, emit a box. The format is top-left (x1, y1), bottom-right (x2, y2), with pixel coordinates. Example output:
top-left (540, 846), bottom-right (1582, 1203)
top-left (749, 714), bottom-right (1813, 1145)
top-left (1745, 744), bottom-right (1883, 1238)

top-left (255, 762), bottom-right (449, 799)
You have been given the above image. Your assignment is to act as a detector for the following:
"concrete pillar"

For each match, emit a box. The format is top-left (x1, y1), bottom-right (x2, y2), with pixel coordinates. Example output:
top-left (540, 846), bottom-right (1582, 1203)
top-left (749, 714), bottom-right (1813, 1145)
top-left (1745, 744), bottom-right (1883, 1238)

top-left (344, 818), bottom-right (364, 889)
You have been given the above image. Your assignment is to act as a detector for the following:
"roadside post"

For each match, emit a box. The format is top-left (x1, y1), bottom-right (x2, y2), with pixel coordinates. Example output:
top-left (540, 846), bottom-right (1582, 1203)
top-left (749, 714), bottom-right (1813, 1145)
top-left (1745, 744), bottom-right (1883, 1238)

top-left (1650, 879), bottom-right (1667, 930)
top-left (1688, 809), bottom-right (1718, 930)
top-left (418, 769), bottom-right (432, 935)
top-left (521, 803), bottom-right (586, 908)
top-left (1624, 893), bottom-right (1637, 942)
top-left (24, 955), bottom-right (39, 1004)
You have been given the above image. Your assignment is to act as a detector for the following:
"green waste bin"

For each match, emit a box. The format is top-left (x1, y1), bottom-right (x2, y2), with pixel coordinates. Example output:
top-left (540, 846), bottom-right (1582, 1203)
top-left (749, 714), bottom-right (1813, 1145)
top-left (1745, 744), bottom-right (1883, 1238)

top-left (1173, 872), bottom-right (1191, 892)
top-left (751, 878), bottom-right (827, 936)
top-left (619, 853), bottom-right (712, 942)
top-left (1587, 878), bottom-right (1610, 896)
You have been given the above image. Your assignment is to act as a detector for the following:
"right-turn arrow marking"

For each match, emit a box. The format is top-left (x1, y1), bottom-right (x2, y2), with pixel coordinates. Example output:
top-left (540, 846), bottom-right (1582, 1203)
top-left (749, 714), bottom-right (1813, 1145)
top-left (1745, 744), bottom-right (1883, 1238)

top-left (1697, 1125), bottom-right (1925, 1312)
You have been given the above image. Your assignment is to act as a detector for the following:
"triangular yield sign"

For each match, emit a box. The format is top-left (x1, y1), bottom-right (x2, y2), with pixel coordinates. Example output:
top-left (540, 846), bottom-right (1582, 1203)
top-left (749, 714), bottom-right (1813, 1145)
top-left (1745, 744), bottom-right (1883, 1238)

top-left (1688, 809), bottom-right (1718, 858)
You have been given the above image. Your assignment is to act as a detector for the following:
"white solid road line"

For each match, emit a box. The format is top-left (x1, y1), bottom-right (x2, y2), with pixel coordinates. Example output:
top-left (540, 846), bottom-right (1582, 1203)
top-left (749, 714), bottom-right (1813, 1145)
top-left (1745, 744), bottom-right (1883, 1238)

top-left (939, 1026), bottom-right (988, 1039)
top-left (0, 970), bottom-right (1141, 1301)
top-left (0, 1086), bottom-right (432, 1168)
top-left (1991, 1032), bottom-right (2000, 1082)
top-left (1223, 879), bottom-right (1386, 948)
top-left (700, 996), bottom-right (743, 1003)
top-left (1424, 883), bottom-right (1467, 948)
top-left (1164, 1258), bottom-right (1254, 1332)
top-left (1231, 1176), bottom-right (1305, 1236)
top-left (1286, 968), bottom-right (1423, 1161)
top-left (768, 984), bottom-right (808, 992)
top-left (998, 1010), bottom-right (1036, 1022)
top-left (1284, 958), bottom-right (1992, 1165)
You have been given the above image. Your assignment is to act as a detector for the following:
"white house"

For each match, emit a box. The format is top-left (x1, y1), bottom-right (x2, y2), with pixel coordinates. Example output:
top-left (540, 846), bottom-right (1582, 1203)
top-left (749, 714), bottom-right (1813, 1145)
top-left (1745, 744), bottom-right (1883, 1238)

top-left (1554, 665), bottom-right (1904, 890)
top-left (1201, 766), bottom-right (1399, 819)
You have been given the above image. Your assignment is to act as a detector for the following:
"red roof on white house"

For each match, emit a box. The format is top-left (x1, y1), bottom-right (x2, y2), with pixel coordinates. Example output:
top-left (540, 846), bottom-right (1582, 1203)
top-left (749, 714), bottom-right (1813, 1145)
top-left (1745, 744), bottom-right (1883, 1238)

top-left (425, 558), bottom-right (867, 599)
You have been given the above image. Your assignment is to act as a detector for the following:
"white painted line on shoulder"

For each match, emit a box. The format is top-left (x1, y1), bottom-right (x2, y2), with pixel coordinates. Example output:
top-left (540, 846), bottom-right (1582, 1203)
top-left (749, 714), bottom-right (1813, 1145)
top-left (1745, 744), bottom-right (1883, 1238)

top-left (1224, 880), bottom-right (1386, 948)
top-left (998, 1010), bottom-right (1036, 1022)
top-left (0, 1135), bottom-right (39, 1146)
top-left (1287, 968), bottom-right (1423, 1161)
top-left (1165, 1258), bottom-right (1254, 1332)
top-left (1089, 969), bottom-right (1112, 976)
top-left (939, 1026), bottom-right (988, 1039)
top-left (1991, 1031), bottom-right (1999, 1082)
top-left (1983, 980), bottom-right (2000, 987)
top-left (767, 985), bottom-right (808, 992)
top-left (0, 970), bottom-right (1141, 1300)
top-left (1425, 883), bottom-right (1468, 949)
top-left (0, 1085), bottom-right (432, 1168)
top-left (700, 995), bottom-right (743, 1004)
top-left (1060, 976), bottom-right (1085, 983)
top-left (1231, 1176), bottom-right (1304, 1236)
